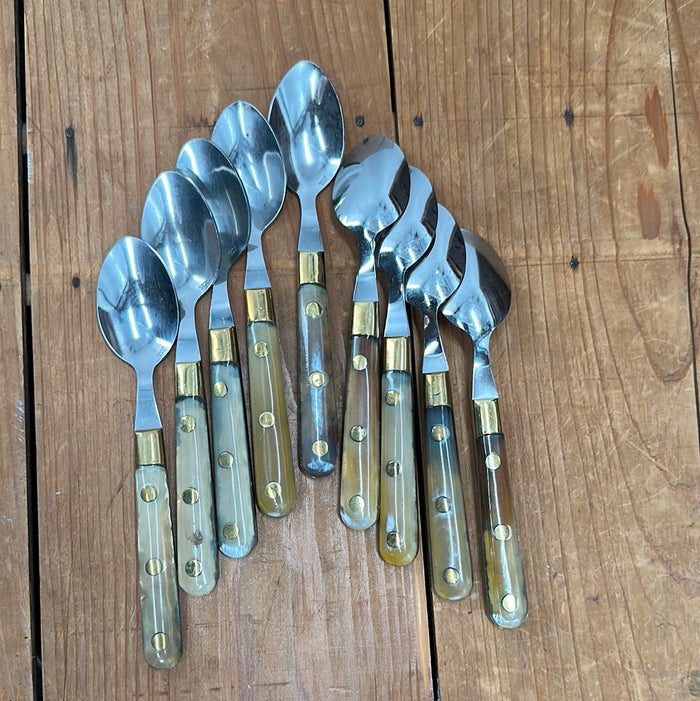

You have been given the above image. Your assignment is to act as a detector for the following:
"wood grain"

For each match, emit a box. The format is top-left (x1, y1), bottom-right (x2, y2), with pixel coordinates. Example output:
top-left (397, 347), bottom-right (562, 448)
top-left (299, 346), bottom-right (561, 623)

top-left (25, 1), bottom-right (431, 698)
top-left (390, 0), bottom-right (700, 697)
top-left (0, 3), bottom-right (33, 698)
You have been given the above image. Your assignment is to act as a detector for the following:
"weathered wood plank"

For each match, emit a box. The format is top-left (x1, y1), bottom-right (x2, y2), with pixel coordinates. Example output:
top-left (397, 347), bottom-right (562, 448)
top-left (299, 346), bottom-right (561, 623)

top-left (26, 1), bottom-right (432, 698)
top-left (0, 3), bottom-right (33, 697)
top-left (389, 0), bottom-right (700, 697)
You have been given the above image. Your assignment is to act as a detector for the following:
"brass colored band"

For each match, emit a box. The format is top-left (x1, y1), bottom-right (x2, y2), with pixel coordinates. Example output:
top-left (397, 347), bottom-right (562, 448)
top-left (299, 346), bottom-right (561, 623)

top-left (175, 361), bottom-right (204, 399)
top-left (209, 327), bottom-right (238, 363)
top-left (135, 429), bottom-right (165, 467)
top-left (351, 301), bottom-right (378, 337)
top-left (425, 372), bottom-right (451, 408)
top-left (299, 251), bottom-right (325, 285)
top-left (245, 288), bottom-right (275, 323)
top-left (474, 398), bottom-right (501, 437)
top-left (384, 337), bottom-right (411, 372)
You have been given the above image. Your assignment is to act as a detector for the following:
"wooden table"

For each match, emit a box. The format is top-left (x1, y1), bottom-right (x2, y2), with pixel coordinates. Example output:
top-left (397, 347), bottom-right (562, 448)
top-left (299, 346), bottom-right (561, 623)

top-left (2, 1), bottom-right (698, 698)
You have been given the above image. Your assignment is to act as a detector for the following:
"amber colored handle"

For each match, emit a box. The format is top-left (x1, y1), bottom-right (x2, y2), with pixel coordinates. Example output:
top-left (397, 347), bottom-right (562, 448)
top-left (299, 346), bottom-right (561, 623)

top-left (423, 374), bottom-right (472, 600)
top-left (473, 404), bottom-right (527, 628)
top-left (339, 314), bottom-right (380, 530)
top-left (134, 430), bottom-right (182, 669)
top-left (298, 278), bottom-right (339, 477)
top-left (209, 327), bottom-right (256, 558)
top-left (378, 364), bottom-right (418, 566)
top-left (174, 361), bottom-right (218, 596)
top-left (246, 316), bottom-right (295, 517)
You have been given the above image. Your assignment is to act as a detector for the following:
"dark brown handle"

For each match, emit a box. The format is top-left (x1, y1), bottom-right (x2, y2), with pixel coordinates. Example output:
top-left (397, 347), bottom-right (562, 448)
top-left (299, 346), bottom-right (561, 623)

top-left (474, 427), bottom-right (527, 628)
top-left (423, 397), bottom-right (473, 600)
top-left (298, 280), bottom-right (339, 477)
top-left (339, 323), bottom-right (379, 530)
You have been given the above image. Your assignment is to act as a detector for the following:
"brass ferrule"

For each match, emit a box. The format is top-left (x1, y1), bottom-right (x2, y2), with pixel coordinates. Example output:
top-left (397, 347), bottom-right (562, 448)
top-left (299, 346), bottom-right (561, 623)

top-left (299, 251), bottom-right (325, 285)
top-left (425, 372), bottom-right (450, 407)
top-left (135, 429), bottom-right (165, 467)
top-left (209, 327), bottom-right (238, 363)
top-left (246, 288), bottom-right (275, 323)
top-left (176, 361), bottom-right (204, 399)
top-left (384, 337), bottom-right (411, 372)
top-left (474, 398), bottom-right (501, 437)
top-left (351, 301), bottom-right (378, 337)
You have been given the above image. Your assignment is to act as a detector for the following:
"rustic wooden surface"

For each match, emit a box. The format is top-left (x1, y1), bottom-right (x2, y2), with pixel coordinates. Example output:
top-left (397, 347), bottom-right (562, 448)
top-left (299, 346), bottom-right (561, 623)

top-left (5, 0), bottom-right (696, 698)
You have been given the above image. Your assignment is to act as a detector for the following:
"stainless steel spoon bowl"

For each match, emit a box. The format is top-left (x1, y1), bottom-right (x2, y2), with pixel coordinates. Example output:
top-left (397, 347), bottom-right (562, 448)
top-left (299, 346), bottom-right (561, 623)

top-left (96, 235), bottom-right (181, 669)
top-left (212, 101), bottom-right (295, 518)
top-left (269, 60), bottom-right (344, 478)
top-left (332, 135), bottom-right (410, 530)
top-left (375, 166), bottom-right (437, 566)
top-left (141, 171), bottom-right (220, 596)
top-left (176, 138), bottom-right (256, 559)
top-left (405, 204), bottom-right (473, 601)
top-left (442, 228), bottom-right (526, 629)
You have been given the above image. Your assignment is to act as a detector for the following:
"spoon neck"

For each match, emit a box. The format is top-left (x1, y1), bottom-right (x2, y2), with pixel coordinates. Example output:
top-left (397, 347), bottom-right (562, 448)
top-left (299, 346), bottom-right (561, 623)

top-left (134, 371), bottom-right (161, 432)
top-left (472, 333), bottom-right (498, 400)
top-left (421, 308), bottom-right (449, 374)
top-left (175, 311), bottom-right (201, 364)
top-left (297, 194), bottom-right (322, 252)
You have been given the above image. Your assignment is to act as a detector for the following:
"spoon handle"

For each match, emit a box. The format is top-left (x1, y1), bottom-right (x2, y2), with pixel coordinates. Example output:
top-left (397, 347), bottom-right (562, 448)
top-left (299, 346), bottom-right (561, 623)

top-left (174, 361), bottom-right (219, 595)
top-left (473, 399), bottom-right (527, 628)
top-left (298, 253), bottom-right (339, 477)
top-left (422, 372), bottom-right (473, 600)
top-left (339, 301), bottom-right (380, 529)
top-left (209, 327), bottom-right (257, 558)
top-left (245, 288), bottom-right (296, 517)
top-left (378, 336), bottom-right (418, 565)
top-left (134, 429), bottom-right (182, 669)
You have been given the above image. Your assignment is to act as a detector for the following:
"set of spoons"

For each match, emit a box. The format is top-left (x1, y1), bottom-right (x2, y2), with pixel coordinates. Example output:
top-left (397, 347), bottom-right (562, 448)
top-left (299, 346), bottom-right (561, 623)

top-left (332, 135), bottom-right (527, 626)
top-left (95, 60), bottom-right (527, 671)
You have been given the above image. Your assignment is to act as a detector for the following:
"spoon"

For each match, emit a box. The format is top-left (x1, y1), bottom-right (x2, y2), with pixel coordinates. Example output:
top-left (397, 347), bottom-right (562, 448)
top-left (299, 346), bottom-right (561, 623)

top-left (141, 171), bottom-right (220, 595)
top-left (332, 135), bottom-right (410, 530)
top-left (212, 101), bottom-right (295, 517)
top-left (376, 166), bottom-right (437, 565)
top-left (442, 228), bottom-right (527, 628)
top-left (268, 60), bottom-right (344, 478)
top-left (405, 204), bottom-right (472, 601)
top-left (176, 138), bottom-right (256, 559)
top-left (96, 236), bottom-right (181, 669)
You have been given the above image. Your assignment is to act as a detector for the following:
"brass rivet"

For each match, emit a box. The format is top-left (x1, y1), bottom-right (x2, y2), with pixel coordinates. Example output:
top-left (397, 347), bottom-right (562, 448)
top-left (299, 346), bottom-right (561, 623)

top-left (385, 460), bottom-right (401, 477)
top-left (443, 567), bottom-right (460, 585)
top-left (185, 559), bottom-right (202, 577)
top-left (179, 415), bottom-right (195, 432)
top-left (486, 453), bottom-right (501, 470)
top-left (254, 341), bottom-right (269, 357)
top-left (312, 440), bottom-right (329, 457)
top-left (436, 496), bottom-right (451, 513)
top-left (348, 495), bottom-right (365, 513)
top-left (213, 381), bottom-right (228, 398)
top-left (305, 301), bottom-right (322, 318)
top-left (265, 481), bottom-right (282, 500)
top-left (493, 524), bottom-right (512, 541)
top-left (223, 522), bottom-right (239, 540)
top-left (352, 354), bottom-right (367, 371)
top-left (145, 558), bottom-right (163, 576)
top-left (259, 411), bottom-right (275, 428)
top-left (218, 451), bottom-right (234, 468)
top-left (502, 594), bottom-right (518, 613)
top-left (431, 425), bottom-right (447, 442)
top-left (151, 633), bottom-right (168, 651)
top-left (309, 371), bottom-right (326, 387)
top-left (182, 487), bottom-right (199, 505)
top-left (385, 390), bottom-right (399, 406)
top-left (140, 485), bottom-right (157, 502)
top-left (350, 425), bottom-right (366, 442)
top-left (386, 531), bottom-right (401, 549)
